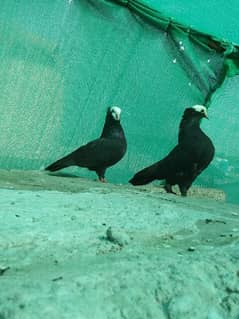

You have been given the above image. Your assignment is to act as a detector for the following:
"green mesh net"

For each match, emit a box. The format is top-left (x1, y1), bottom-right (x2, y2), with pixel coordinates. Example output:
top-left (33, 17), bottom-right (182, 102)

top-left (0, 0), bottom-right (238, 202)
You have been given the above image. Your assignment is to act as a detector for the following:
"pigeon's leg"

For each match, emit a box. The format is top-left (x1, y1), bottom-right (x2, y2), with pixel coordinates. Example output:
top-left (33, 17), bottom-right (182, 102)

top-left (179, 187), bottom-right (187, 196)
top-left (96, 168), bottom-right (107, 183)
top-left (164, 183), bottom-right (176, 195)
top-left (179, 184), bottom-right (190, 197)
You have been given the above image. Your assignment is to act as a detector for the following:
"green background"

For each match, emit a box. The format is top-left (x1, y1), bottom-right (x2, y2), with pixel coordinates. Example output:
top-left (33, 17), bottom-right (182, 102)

top-left (0, 0), bottom-right (238, 202)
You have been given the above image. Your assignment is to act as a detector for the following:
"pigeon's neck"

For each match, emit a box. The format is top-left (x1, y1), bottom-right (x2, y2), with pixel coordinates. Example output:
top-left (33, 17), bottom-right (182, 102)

top-left (179, 115), bottom-right (202, 140)
top-left (180, 114), bottom-right (202, 129)
top-left (101, 118), bottom-right (125, 139)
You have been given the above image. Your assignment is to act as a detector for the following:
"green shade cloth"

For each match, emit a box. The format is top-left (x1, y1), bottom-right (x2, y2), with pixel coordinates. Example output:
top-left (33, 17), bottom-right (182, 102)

top-left (0, 0), bottom-right (238, 202)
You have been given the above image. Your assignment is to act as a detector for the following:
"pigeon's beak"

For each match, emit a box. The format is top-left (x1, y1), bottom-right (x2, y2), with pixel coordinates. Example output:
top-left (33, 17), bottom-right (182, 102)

top-left (204, 111), bottom-right (209, 119)
top-left (112, 112), bottom-right (120, 121)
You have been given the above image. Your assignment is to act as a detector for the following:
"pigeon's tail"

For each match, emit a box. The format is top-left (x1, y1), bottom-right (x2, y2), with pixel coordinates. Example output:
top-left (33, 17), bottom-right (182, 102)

top-left (129, 162), bottom-right (160, 186)
top-left (45, 154), bottom-right (74, 172)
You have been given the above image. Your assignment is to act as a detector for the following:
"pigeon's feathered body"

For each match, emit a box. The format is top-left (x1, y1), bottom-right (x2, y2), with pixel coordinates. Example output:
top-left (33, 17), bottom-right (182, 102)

top-left (129, 105), bottom-right (215, 196)
top-left (45, 106), bottom-right (127, 182)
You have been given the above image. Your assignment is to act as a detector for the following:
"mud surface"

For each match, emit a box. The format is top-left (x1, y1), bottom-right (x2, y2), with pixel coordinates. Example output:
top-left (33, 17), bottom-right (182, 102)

top-left (0, 170), bottom-right (238, 319)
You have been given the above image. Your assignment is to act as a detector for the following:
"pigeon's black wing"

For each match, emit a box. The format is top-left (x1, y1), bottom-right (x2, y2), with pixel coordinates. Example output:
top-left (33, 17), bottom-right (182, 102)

top-left (70, 137), bottom-right (126, 170)
top-left (178, 129), bottom-right (215, 173)
top-left (129, 144), bottom-right (196, 186)
top-left (46, 137), bottom-right (126, 172)
top-left (162, 131), bottom-right (214, 193)
top-left (130, 135), bottom-right (214, 192)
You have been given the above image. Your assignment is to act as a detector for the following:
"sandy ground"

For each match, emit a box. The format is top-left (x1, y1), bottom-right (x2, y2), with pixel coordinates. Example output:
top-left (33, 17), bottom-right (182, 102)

top-left (0, 169), bottom-right (239, 319)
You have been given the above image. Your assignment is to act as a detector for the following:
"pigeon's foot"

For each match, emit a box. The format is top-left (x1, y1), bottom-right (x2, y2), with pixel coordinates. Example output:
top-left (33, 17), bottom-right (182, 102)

top-left (179, 185), bottom-right (188, 197)
top-left (164, 183), bottom-right (176, 195)
top-left (99, 177), bottom-right (107, 183)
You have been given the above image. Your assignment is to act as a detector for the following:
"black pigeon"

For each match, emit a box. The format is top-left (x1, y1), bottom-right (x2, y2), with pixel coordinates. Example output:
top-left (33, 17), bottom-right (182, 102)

top-left (45, 106), bottom-right (127, 182)
top-left (129, 105), bottom-right (215, 196)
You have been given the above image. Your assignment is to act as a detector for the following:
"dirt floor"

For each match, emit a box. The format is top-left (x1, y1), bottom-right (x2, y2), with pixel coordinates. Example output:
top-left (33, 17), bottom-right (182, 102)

top-left (0, 169), bottom-right (238, 319)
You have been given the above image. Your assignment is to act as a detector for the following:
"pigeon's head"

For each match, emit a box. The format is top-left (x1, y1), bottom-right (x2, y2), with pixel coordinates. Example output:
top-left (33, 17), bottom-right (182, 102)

top-left (108, 106), bottom-right (122, 121)
top-left (191, 105), bottom-right (208, 119)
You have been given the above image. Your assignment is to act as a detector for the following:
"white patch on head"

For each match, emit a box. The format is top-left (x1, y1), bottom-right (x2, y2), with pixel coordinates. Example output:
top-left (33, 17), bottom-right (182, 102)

top-left (192, 104), bottom-right (208, 117)
top-left (110, 106), bottom-right (121, 120)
